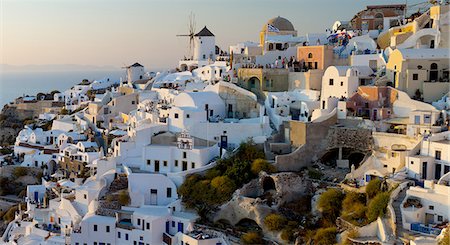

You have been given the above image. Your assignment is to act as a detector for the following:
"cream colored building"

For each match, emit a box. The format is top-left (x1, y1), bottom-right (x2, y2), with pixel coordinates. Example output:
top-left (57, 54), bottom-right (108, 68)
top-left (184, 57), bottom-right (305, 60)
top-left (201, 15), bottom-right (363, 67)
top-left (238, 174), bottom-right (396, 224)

top-left (386, 48), bottom-right (449, 103)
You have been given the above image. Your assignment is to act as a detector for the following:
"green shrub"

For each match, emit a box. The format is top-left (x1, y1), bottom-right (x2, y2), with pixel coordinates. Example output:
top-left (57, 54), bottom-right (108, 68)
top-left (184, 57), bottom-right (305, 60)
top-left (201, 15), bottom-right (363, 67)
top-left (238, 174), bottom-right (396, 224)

top-left (367, 192), bottom-right (390, 222)
top-left (3, 205), bottom-right (18, 222)
top-left (281, 228), bottom-right (295, 242)
top-left (318, 188), bottom-right (344, 222)
top-left (118, 190), bottom-right (130, 206)
top-left (251, 159), bottom-right (276, 175)
top-left (211, 176), bottom-right (236, 202)
top-left (241, 231), bottom-right (264, 245)
top-left (308, 167), bottom-right (324, 179)
top-left (264, 213), bottom-right (287, 231)
top-left (314, 227), bottom-right (337, 245)
top-left (365, 178), bottom-right (382, 199)
top-left (12, 167), bottom-right (28, 178)
top-left (438, 228), bottom-right (449, 245)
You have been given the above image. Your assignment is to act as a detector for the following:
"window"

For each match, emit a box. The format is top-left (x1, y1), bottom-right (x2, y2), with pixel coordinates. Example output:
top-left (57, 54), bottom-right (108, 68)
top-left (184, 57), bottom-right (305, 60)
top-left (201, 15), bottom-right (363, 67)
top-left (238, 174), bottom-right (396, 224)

top-left (410, 161), bottom-right (414, 165)
top-left (329, 79), bottom-right (334, 86)
top-left (167, 188), bottom-right (172, 198)
top-left (340, 81), bottom-right (343, 86)
top-left (94, 225), bottom-right (97, 231)
top-left (391, 152), bottom-right (396, 157)
top-left (429, 205), bottom-right (434, 210)
top-left (147, 160), bottom-right (151, 165)
top-left (438, 215), bottom-right (443, 221)
top-left (125, 234), bottom-right (129, 240)
top-left (308, 53), bottom-right (313, 59)
top-left (118, 232), bottom-right (121, 239)
top-left (186, 114), bottom-right (190, 118)
top-left (172, 221), bottom-right (175, 227)
top-left (137, 218), bottom-right (141, 226)
top-left (132, 101), bottom-right (135, 105)
top-left (84, 194), bottom-right (87, 199)
top-left (174, 113), bottom-right (179, 119)
top-left (436, 150), bottom-right (441, 160)
top-left (413, 73), bottom-right (418, 80)
top-left (191, 162), bottom-right (195, 169)
top-left (383, 164), bottom-right (388, 168)
top-left (423, 114), bottom-right (431, 124)
top-left (106, 226), bottom-right (110, 233)
top-left (163, 161), bottom-right (167, 167)
top-left (174, 160), bottom-right (178, 167)
top-left (146, 222), bottom-right (150, 230)
top-left (183, 152), bottom-right (187, 158)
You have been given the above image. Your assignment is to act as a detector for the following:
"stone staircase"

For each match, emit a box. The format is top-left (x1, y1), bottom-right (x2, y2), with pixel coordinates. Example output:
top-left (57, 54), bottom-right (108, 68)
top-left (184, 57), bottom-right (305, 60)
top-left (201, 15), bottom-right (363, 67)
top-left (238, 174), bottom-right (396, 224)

top-left (392, 186), bottom-right (407, 237)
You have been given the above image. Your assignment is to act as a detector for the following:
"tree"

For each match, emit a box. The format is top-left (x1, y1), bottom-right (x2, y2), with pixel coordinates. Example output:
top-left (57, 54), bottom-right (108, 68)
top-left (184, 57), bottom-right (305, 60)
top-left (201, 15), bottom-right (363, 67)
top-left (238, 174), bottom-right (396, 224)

top-left (342, 191), bottom-right (366, 212)
top-left (264, 213), bottom-right (287, 231)
top-left (367, 192), bottom-right (390, 222)
top-left (313, 227), bottom-right (337, 245)
top-left (365, 178), bottom-right (382, 200)
top-left (251, 159), bottom-right (276, 175)
top-left (211, 176), bottom-right (236, 202)
top-left (241, 231), bottom-right (264, 245)
top-left (318, 188), bottom-right (344, 222)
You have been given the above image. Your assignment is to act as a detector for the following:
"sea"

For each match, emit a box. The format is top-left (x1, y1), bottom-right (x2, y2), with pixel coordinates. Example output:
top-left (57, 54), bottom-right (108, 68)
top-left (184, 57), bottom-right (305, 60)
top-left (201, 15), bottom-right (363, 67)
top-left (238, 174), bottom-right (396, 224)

top-left (0, 70), bottom-right (124, 108)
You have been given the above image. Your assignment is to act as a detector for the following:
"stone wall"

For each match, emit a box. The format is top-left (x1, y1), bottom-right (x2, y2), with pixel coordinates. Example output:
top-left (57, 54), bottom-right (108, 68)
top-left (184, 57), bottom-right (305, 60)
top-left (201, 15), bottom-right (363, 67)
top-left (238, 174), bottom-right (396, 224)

top-left (275, 116), bottom-right (373, 171)
top-left (275, 114), bottom-right (337, 171)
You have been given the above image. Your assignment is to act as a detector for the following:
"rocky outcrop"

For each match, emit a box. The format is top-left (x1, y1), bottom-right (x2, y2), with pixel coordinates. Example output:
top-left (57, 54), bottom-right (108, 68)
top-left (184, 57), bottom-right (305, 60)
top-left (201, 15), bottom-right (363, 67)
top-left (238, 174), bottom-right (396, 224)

top-left (0, 106), bottom-right (33, 145)
top-left (213, 172), bottom-right (312, 228)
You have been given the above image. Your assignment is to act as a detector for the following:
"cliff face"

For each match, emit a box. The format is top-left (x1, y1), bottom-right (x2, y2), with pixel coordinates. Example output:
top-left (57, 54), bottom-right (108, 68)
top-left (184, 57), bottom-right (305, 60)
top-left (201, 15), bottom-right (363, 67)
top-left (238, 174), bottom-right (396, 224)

top-left (0, 106), bottom-right (31, 146)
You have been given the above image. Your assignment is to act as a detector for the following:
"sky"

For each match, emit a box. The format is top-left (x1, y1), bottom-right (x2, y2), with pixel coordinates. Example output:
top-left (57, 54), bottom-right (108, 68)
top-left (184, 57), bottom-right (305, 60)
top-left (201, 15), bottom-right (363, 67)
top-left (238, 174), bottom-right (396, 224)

top-left (1, 0), bottom-right (424, 70)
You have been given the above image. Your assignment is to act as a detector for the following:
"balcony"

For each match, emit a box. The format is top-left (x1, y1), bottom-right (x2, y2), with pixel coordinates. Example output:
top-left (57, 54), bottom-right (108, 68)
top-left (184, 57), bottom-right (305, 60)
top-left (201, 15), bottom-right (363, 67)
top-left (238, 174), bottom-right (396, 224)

top-left (116, 219), bottom-right (134, 230)
top-left (410, 223), bottom-right (442, 235)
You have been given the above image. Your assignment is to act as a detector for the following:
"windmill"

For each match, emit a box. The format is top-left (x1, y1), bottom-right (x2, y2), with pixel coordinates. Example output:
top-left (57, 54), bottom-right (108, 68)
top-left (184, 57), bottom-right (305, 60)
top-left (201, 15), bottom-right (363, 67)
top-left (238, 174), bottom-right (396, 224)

top-left (177, 12), bottom-right (197, 60)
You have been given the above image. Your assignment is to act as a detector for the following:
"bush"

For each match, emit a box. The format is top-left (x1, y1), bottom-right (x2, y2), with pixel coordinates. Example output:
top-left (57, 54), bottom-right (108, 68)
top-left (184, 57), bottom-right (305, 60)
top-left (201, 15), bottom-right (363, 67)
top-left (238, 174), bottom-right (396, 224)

top-left (365, 178), bottom-right (382, 199)
top-left (3, 205), bottom-right (18, 222)
top-left (281, 228), bottom-right (295, 242)
top-left (179, 141), bottom-right (264, 216)
top-left (313, 227), bottom-right (337, 245)
top-left (60, 108), bottom-right (69, 115)
top-left (308, 167), bottom-right (323, 179)
top-left (12, 167), bottom-right (28, 178)
top-left (264, 213), bottom-right (287, 231)
top-left (251, 159), bottom-right (276, 175)
top-left (367, 192), bottom-right (390, 222)
top-left (317, 188), bottom-right (344, 222)
top-left (438, 228), bottom-right (449, 245)
top-left (241, 231), bottom-right (264, 245)
top-left (118, 190), bottom-right (130, 206)
top-left (342, 191), bottom-right (367, 223)
top-left (210, 176), bottom-right (236, 202)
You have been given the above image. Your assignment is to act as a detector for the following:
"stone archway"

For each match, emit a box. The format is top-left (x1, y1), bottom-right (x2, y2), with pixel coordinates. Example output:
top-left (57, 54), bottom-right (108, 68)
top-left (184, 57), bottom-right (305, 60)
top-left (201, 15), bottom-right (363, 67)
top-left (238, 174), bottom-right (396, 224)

top-left (262, 176), bottom-right (276, 193)
top-left (235, 218), bottom-right (262, 231)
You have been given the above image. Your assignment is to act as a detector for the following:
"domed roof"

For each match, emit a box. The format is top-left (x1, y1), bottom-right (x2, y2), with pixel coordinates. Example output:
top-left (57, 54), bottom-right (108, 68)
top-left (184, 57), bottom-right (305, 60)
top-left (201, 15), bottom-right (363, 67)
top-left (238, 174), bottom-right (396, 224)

top-left (262, 16), bottom-right (295, 32)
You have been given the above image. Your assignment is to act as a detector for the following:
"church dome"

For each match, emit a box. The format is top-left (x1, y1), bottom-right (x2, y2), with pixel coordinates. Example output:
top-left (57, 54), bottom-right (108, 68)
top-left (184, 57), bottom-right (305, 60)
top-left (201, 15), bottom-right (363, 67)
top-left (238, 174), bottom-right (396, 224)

top-left (262, 16), bottom-right (295, 32)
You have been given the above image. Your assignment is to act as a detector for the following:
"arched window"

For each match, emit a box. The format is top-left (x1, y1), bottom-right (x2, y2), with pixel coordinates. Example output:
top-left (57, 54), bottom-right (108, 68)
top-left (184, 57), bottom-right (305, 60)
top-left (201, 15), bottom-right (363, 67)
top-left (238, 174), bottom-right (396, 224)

top-left (308, 53), bottom-right (313, 59)
top-left (430, 63), bottom-right (438, 81)
top-left (375, 13), bottom-right (384, 19)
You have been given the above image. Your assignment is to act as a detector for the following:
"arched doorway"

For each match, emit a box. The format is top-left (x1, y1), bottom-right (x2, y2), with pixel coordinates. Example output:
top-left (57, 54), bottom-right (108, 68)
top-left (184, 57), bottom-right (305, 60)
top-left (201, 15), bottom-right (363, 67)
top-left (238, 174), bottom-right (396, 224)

top-left (262, 177), bottom-right (276, 192)
top-left (430, 63), bottom-right (438, 81)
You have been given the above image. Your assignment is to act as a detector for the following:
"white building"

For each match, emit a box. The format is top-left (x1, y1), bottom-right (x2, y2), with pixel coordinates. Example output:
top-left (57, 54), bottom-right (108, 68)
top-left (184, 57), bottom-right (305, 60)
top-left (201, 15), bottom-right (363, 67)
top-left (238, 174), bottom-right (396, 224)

top-left (407, 131), bottom-right (450, 181)
top-left (320, 65), bottom-right (373, 111)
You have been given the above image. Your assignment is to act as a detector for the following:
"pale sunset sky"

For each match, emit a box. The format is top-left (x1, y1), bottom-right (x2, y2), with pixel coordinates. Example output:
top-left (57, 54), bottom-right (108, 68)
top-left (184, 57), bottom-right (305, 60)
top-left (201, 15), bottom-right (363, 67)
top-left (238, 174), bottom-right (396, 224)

top-left (1, 0), bottom-right (421, 70)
